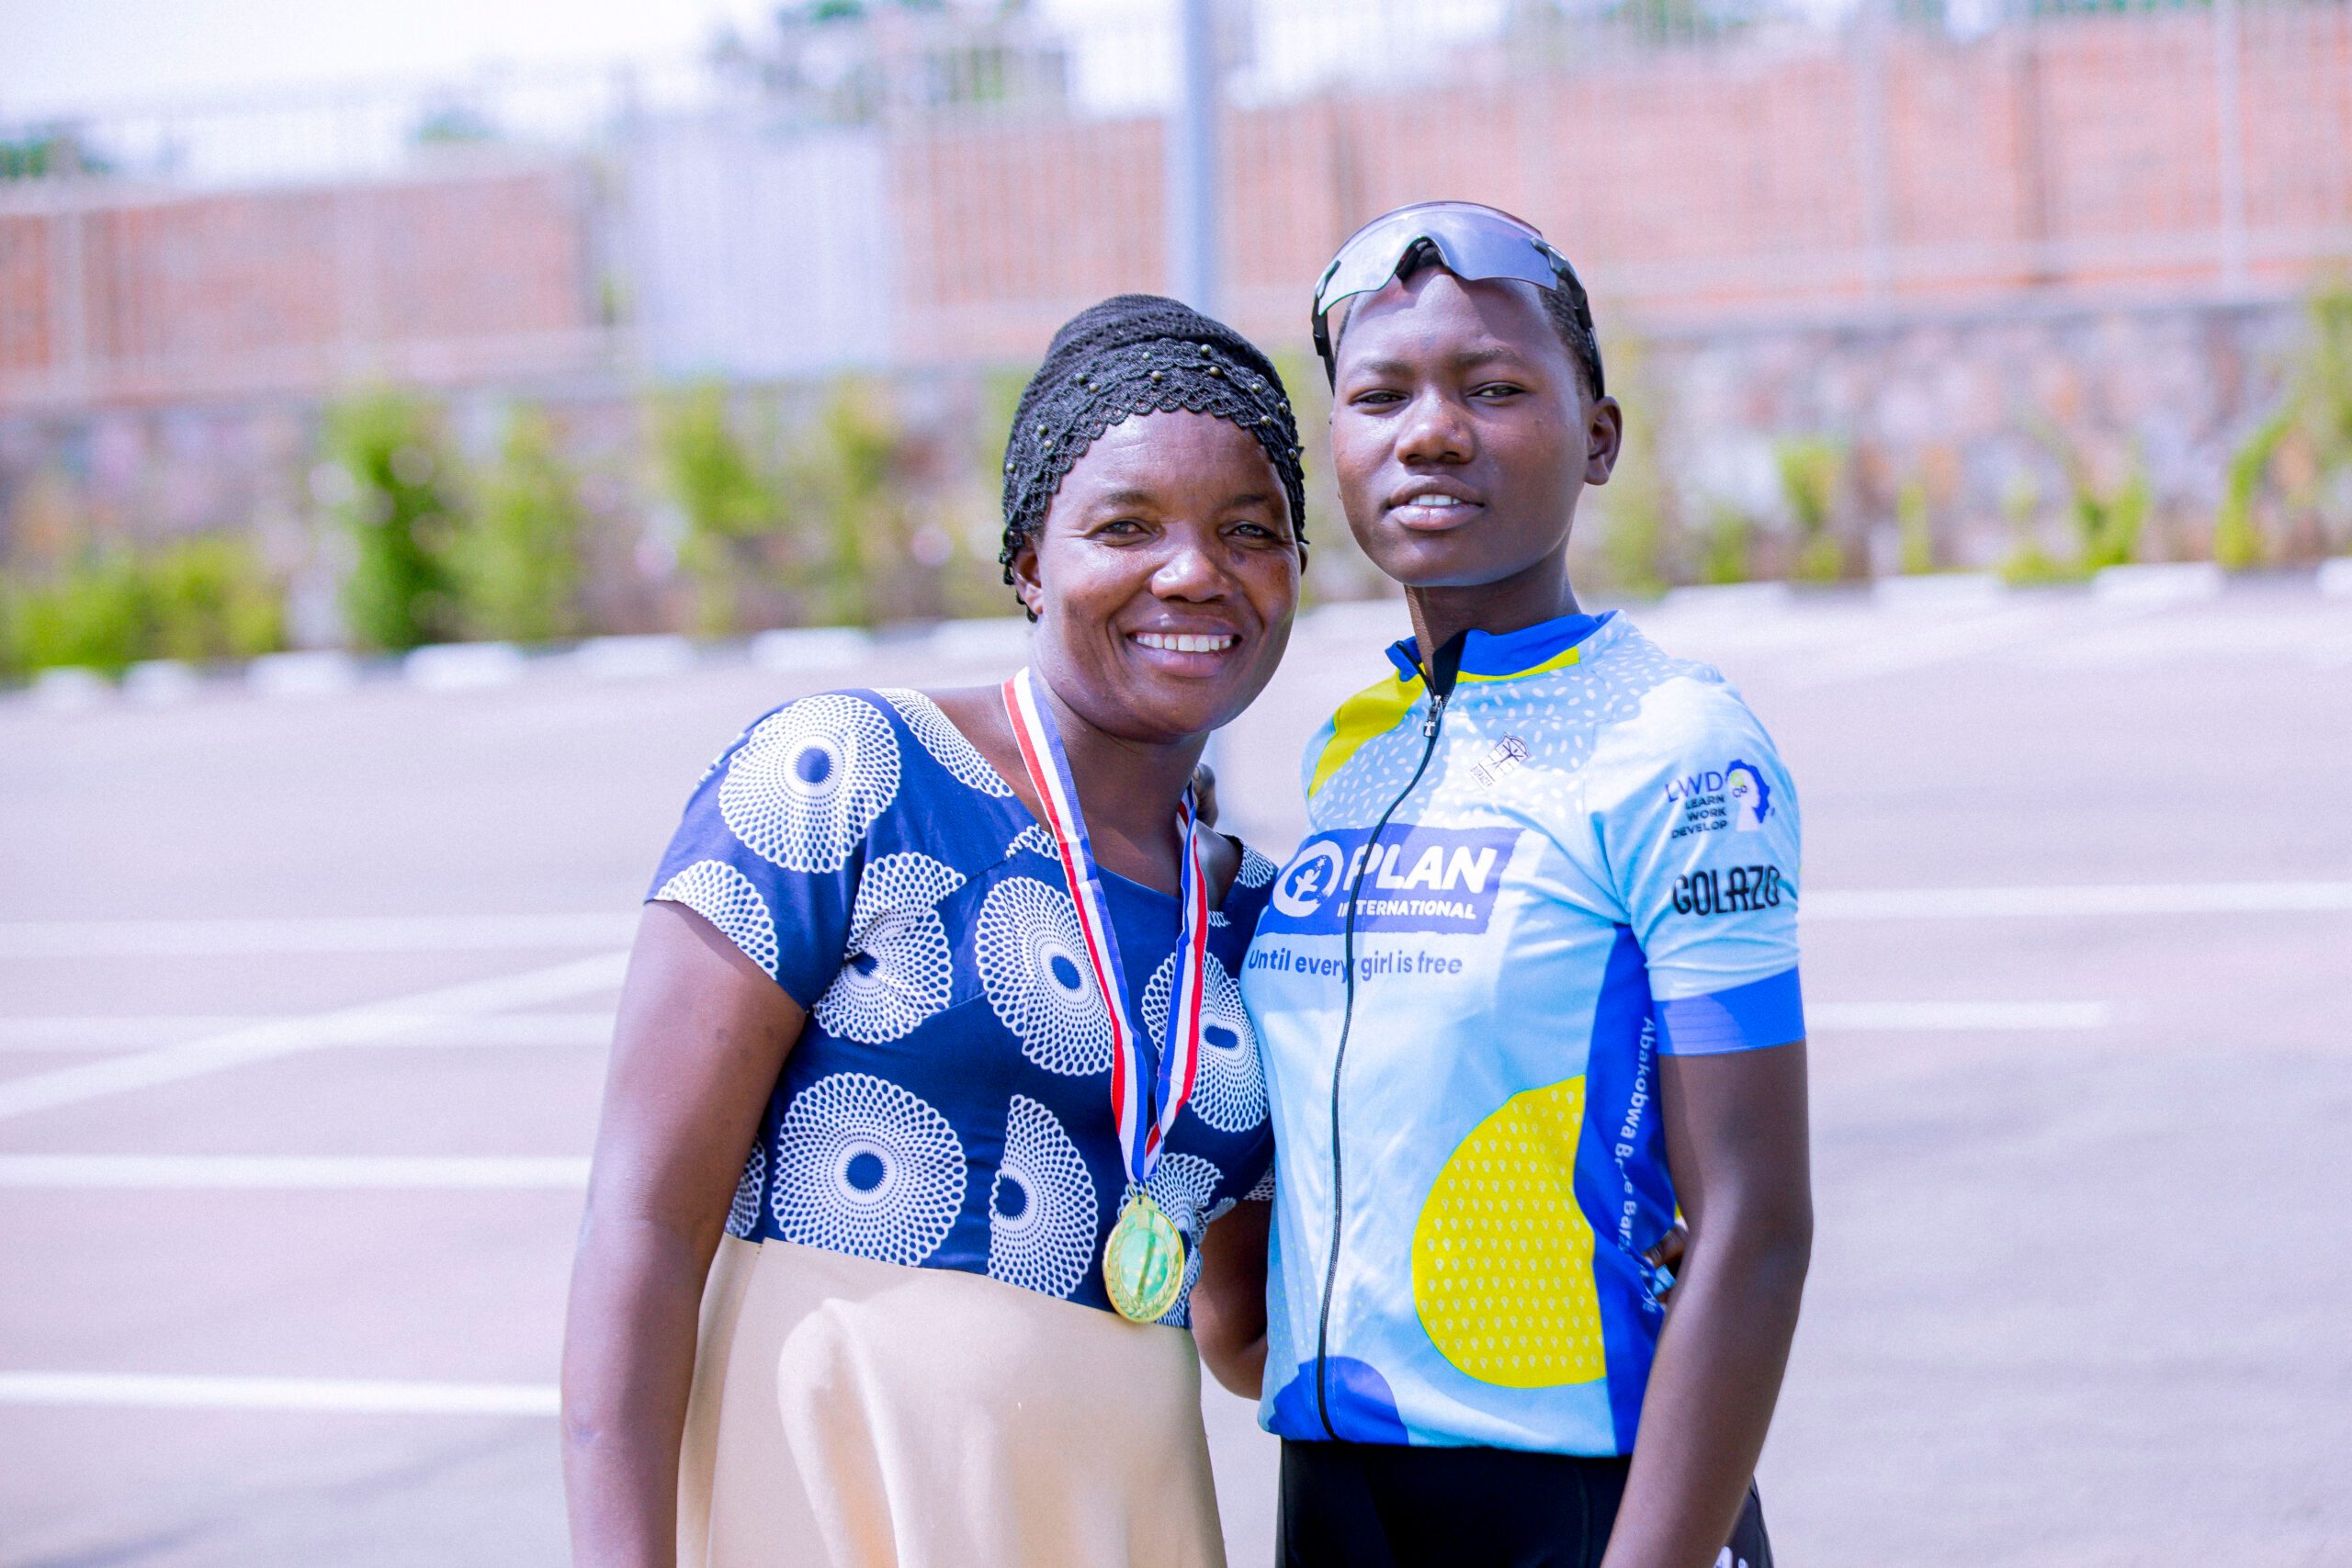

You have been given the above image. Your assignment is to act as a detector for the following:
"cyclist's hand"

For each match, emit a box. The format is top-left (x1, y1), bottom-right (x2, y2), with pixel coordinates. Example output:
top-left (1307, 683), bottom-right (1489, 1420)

top-left (1191, 762), bottom-right (1219, 828)
top-left (1644, 1221), bottom-right (1690, 1302)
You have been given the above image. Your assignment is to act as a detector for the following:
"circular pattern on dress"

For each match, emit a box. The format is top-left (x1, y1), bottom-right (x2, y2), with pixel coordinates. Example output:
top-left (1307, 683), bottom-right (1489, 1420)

top-left (770, 1072), bottom-right (966, 1267)
top-left (653, 860), bottom-right (778, 977)
top-left (813, 852), bottom-right (966, 1043)
top-left (1236, 845), bottom-right (1279, 888)
top-left (720, 694), bottom-right (900, 874)
top-left (987, 1095), bottom-right (1099, 1300)
top-left (1244, 1159), bottom-right (1277, 1204)
top-left (877, 688), bottom-right (1014, 798)
top-left (975, 876), bottom-right (1113, 1077)
top-left (1005, 823), bottom-right (1058, 863)
top-left (726, 1141), bottom-right (767, 1239)
top-left (1143, 949), bottom-right (1266, 1133)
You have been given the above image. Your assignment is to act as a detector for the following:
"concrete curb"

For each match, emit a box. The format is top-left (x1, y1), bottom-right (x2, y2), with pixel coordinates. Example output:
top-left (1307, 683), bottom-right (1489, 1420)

top-left (249, 650), bottom-right (362, 699)
top-left (402, 642), bottom-right (526, 691)
top-left (570, 635), bottom-right (697, 681)
top-left (750, 626), bottom-right (871, 672)
top-left (9, 565), bottom-right (2346, 711)
top-left (123, 660), bottom-right (203, 705)
top-left (1871, 572), bottom-right (2006, 608)
top-left (2091, 561), bottom-right (2226, 604)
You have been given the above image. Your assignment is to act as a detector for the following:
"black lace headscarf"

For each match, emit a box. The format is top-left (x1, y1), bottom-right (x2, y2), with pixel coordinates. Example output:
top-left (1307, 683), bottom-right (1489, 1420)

top-left (999, 294), bottom-right (1306, 616)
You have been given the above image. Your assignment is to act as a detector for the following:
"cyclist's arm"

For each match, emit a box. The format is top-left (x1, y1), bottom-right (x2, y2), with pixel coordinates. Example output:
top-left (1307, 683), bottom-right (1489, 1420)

top-left (1587, 686), bottom-right (1810, 1567)
top-left (1598, 1041), bottom-right (1811, 1568)
top-left (1191, 1196), bottom-right (1272, 1397)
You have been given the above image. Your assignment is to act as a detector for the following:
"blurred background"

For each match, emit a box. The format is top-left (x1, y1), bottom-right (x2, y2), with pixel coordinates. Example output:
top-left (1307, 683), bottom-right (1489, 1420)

top-left (4, 0), bottom-right (2352, 671)
top-left (4, 2), bottom-right (2350, 1566)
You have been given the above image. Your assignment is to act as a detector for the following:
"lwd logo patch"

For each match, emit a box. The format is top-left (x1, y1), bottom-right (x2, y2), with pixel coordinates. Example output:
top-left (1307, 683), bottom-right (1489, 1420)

top-left (1724, 760), bottom-right (1772, 831)
top-left (1666, 760), bottom-right (1773, 839)
top-left (1262, 826), bottom-right (1521, 935)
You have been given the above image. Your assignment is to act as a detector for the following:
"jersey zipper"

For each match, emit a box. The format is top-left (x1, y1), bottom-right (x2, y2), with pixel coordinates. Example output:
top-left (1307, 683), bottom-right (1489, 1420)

top-left (1312, 635), bottom-right (1464, 1440)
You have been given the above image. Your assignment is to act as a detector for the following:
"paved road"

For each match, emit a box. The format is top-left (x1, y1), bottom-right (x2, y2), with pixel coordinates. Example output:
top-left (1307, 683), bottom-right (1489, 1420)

top-left (3, 578), bottom-right (2348, 1567)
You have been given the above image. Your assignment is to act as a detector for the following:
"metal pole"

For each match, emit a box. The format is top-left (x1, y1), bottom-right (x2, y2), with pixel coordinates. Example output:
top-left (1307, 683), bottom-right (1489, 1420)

top-left (1852, 0), bottom-right (1897, 304)
top-left (47, 185), bottom-right (90, 407)
top-left (2212, 0), bottom-right (2248, 289)
top-left (1165, 0), bottom-right (1221, 316)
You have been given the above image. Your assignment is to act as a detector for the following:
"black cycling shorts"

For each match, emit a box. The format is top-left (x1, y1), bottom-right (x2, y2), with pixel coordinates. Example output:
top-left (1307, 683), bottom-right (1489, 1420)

top-left (1278, 1438), bottom-right (1773, 1568)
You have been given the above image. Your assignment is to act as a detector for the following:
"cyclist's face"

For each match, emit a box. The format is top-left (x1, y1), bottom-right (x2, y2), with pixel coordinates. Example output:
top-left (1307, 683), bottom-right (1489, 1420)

top-left (1012, 409), bottom-right (1301, 745)
top-left (1329, 268), bottom-right (1619, 592)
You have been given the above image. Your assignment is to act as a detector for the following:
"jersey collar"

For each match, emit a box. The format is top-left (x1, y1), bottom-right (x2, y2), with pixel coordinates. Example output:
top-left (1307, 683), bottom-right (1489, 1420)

top-left (1385, 609), bottom-right (1614, 686)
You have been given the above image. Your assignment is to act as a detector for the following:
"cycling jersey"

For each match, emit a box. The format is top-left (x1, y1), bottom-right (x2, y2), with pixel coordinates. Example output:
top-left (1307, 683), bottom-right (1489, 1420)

top-left (1239, 609), bottom-right (1804, 1455)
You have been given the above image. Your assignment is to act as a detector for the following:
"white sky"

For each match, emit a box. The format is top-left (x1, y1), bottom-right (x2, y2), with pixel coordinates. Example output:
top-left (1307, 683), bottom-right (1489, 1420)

top-left (0, 0), bottom-right (775, 117)
top-left (0, 0), bottom-right (1528, 120)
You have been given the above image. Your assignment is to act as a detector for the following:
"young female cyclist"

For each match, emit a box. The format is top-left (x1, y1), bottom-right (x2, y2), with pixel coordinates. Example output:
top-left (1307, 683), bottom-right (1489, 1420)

top-left (1197, 204), bottom-right (1809, 1568)
top-left (562, 296), bottom-right (1306, 1568)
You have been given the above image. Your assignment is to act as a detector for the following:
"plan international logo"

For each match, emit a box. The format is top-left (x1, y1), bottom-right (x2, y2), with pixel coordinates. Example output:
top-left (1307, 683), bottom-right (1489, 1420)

top-left (1262, 826), bottom-right (1521, 934)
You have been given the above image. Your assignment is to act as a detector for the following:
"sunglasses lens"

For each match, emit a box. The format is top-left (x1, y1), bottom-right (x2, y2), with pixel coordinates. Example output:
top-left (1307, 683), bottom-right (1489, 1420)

top-left (1315, 203), bottom-right (1562, 322)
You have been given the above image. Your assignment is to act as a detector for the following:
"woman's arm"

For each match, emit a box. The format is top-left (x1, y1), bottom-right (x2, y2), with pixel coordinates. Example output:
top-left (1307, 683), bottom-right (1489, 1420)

top-left (1190, 1196), bottom-right (1272, 1398)
top-left (561, 902), bottom-right (804, 1568)
top-left (1600, 1041), bottom-right (1812, 1568)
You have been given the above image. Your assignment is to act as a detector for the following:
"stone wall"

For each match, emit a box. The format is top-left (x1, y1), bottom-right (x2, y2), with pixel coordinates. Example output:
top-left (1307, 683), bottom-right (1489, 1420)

top-left (1609, 290), bottom-right (2331, 574)
top-left (6, 284), bottom-right (2335, 621)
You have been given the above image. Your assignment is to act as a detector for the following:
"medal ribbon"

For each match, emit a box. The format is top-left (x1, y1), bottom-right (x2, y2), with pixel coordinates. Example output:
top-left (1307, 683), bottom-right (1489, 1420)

top-left (1002, 667), bottom-right (1210, 1184)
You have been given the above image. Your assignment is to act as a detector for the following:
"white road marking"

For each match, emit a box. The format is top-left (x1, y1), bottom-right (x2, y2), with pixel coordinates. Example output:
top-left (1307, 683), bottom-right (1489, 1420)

top-left (0, 1371), bottom-right (558, 1416)
top-left (0, 953), bottom-right (628, 1123)
top-left (0, 913), bottom-right (636, 959)
top-left (1778, 603), bottom-right (2084, 689)
top-left (9, 874), bottom-right (2344, 971)
top-left (0, 1155), bottom-right (589, 1189)
top-left (1805, 881), bottom-right (2352, 919)
top-left (0, 1012), bottom-right (615, 1052)
top-left (1806, 1001), bottom-right (2110, 1031)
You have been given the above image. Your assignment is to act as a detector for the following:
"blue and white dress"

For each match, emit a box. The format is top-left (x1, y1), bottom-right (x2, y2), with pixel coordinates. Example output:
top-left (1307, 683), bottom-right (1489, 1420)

top-left (648, 686), bottom-right (1276, 1568)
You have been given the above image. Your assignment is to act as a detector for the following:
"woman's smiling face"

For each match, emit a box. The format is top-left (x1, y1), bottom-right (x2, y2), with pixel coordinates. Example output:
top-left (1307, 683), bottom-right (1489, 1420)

top-left (1012, 408), bottom-right (1302, 744)
top-left (1328, 267), bottom-right (1619, 594)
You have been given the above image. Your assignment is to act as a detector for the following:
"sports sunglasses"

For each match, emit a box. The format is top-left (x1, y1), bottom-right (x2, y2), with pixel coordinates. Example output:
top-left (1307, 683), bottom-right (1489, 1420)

top-left (1310, 200), bottom-right (1598, 388)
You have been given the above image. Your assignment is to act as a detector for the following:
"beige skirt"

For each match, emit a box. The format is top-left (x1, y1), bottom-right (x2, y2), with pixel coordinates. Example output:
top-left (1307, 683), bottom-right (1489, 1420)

top-left (678, 1236), bottom-right (1229, 1568)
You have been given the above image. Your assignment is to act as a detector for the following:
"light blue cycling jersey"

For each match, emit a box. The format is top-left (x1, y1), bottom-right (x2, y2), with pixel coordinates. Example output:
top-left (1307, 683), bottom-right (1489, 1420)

top-left (1239, 608), bottom-right (1804, 1455)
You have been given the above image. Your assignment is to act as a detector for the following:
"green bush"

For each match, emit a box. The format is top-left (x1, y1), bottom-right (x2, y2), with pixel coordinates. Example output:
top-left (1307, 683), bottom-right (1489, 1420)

top-left (799, 378), bottom-right (900, 627)
top-left (1998, 474), bottom-right (2075, 585)
top-left (326, 389), bottom-right (463, 652)
top-left (143, 536), bottom-right (284, 661)
top-left (1591, 335), bottom-right (1677, 594)
top-left (657, 382), bottom-right (782, 635)
top-left (2, 536), bottom-right (284, 677)
top-left (448, 407), bottom-right (586, 641)
top-left (1775, 436), bottom-right (1848, 583)
top-left (2070, 459), bottom-right (2147, 572)
top-left (2029, 416), bottom-right (2144, 573)
top-left (2222, 276), bottom-right (2352, 562)
top-left (2214, 408), bottom-right (2293, 572)
top-left (1897, 478), bottom-right (1936, 575)
top-left (5, 551), bottom-right (146, 674)
top-left (1697, 505), bottom-right (1758, 585)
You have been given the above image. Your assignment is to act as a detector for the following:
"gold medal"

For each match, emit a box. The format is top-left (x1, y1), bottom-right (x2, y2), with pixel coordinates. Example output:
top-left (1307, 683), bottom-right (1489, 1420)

top-left (1003, 669), bottom-right (1210, 1328)
top-left (1102, 1192), bottom-right (1187, 1323)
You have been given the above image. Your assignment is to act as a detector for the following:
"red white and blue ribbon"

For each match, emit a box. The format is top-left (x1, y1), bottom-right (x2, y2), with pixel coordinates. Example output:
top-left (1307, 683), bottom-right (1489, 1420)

top-left (1002, 666), bottom-right (1210, 1184)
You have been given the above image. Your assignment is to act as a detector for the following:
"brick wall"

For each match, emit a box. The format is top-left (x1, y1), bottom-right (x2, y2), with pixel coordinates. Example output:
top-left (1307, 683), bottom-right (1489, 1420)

top-left (0, 157), bottom-right (606, 410)
top-left (899, 6), bottom-right (2352, 355)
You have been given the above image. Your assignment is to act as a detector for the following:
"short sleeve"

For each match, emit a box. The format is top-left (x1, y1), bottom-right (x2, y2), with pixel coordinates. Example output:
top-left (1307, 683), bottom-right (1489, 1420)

top-left (1595, 686), bottom-right (1804, 1056)
top-left (646, 692), bottom-right (906, 1009)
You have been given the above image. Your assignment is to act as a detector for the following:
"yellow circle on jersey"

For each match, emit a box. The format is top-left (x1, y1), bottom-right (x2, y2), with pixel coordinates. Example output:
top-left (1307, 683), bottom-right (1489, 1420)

top-left (1412, 1077), bottom-right (1607, 1388)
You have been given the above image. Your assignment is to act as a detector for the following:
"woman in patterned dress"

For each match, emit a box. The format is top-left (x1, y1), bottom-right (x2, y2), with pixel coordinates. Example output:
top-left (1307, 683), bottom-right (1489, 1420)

top-left (560, 297), bottom-right (1307, 1568)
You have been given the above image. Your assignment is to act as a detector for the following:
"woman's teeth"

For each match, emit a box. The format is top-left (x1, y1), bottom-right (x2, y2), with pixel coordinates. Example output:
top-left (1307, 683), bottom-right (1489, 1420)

top-left (1404, 493), bottom-right (1464, 508)
top-left (1134, 632), bottom-right (1237, 653)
